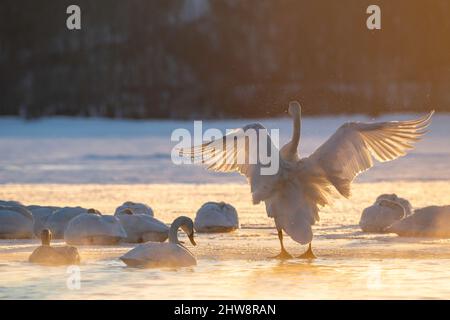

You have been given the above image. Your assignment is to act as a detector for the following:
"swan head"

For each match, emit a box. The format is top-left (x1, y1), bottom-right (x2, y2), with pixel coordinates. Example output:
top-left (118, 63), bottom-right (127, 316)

top-left (288, 101), bottom-right (301, 117)
top-left (280, 101), bottom-right (302, 161)
top-left (187, 232), bottom-right (196, 246)
top-left (41, 229), bottom-right (52, 246)
top-left (181, 219), bottom-right (196, 246)
top-left (87, 208), bottom-right (102, 215)
top-left (171, 216), bottom-right (196, 246)
top-left (121, 208), bottom-right (134, 215)
top-left (376, 194), bottom-right (398, 202)
top-left (378, 199), bottom-right (406, 219)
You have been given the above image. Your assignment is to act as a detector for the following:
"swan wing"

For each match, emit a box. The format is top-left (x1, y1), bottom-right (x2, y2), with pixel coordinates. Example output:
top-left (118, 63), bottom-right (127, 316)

top-left (180, 123), bottom-right (282, 204)
top-left (306, 111), bottom-right (434, 197)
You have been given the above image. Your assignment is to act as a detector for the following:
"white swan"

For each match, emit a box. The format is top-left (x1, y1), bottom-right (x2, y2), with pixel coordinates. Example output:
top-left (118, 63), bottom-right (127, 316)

top-left (0, 205), bottom-right (34, 239)
top-left (359, 198), bottom-right (406, 233)
top-left (64, 209), bottom-right (127, 245)
top-left (114, 201), bottom-right (154, 216)
top-left (115, 208), bottom-right (169, 243)
top-left (29, 229), bottom-right (80, 266)
top-left (182, 101), bottom-right (433, 258)
top-left (194, 201), bottom-right (239, 233)
top-left (44, 206), bottom-right (87, 238)
top-left (386, 205), bottom-right (450, 238)
top-left (120, 216), bottom-right (197, 268)
top-left (27, 205), bottom-right (60, 237)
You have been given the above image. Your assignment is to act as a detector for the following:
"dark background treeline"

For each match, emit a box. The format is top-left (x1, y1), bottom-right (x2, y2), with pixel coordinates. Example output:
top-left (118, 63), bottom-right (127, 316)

top-left (1, 0), bottom-right (449, 119)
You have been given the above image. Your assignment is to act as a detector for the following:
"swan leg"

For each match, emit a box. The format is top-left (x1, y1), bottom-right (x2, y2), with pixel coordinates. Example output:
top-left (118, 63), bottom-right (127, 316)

top-left (297, 243), bottom-right (316, 259)
top-left (271, 230), bottom-right (293, 259)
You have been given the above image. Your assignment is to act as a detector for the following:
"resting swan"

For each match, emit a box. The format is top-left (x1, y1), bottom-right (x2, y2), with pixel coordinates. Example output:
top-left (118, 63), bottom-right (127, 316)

top-left (44, 206), bottom-right (87, 238)
top-left (359, 195), bottom-right (409, 233)
top-left (386, 205), bottom-right (450, 238)
top-left (120, 216), bottom-right (197, 268)
top-left (64, 209), bottom-right (127, 245)
top-left (115, 208), bottom-right (169, 243)
top-left (29, 229), bottom-right (80, 265)
top-left (114, 201), bottom-right (154, 216)
top-left (194, 201), bottom-right (239, 233)
top-left (0, 205), bottom-right (34, 239)
top-left (181, 101), bottom-right (433, 259)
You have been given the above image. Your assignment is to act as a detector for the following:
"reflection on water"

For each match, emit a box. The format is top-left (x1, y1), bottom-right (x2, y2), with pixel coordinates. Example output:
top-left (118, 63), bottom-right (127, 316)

top-left (2, 253), bottom-right (450, 299)
top-left (1, 182), bottom-right (450, 299)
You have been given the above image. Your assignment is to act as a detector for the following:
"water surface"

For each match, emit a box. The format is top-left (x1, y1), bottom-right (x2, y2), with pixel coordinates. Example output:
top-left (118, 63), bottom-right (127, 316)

top-left (1, 182), bottom-right (450, 299)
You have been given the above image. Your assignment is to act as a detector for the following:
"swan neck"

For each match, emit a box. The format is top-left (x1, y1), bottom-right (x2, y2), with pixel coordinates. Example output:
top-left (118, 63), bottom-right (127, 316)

top-left (168, 219), bottom-right (182, 244)
top-left (290, 112), bottom-right (301, 154)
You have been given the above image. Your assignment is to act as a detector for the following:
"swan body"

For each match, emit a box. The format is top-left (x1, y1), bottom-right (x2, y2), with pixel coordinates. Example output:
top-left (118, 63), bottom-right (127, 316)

top-left (115, 201), bottom-right (154, 216)
top-left (120, 216), bottom-right (196, 268)
top-left (194, 201), bottom-right (239, 233)
top-left (44, 206), bottom-right (87, 238)
top-left (0, 205), bottom-right (34, 239)
top-left (64, 209), bottom-right (127, 245)
top-left (0, 200), bottom-right (24, 207)
top-left (387, 205), bottom-right (450, 238)
top-left (29, 229), bottom-right (80, 266)
top-left (27, 205), bottom-right (60, 237)
top-left (183, 101), bottom-right (433, 258)
top-left (115, 209), bottom-right (169, 243)
top-left (359, 197), bottom-right (407, 233)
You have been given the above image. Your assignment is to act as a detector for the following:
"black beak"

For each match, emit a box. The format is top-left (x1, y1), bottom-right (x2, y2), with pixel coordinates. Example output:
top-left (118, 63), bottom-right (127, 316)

top-left (188, 233), bottom-right (196, 246)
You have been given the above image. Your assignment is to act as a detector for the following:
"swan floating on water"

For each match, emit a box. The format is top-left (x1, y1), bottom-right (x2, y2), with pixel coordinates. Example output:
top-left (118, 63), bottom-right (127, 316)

top-left (386, 205), bottom-right (450, 238)
top-left (182, 101), bottom-right (433, 259)
top-left (120, 216), bottom-right (197, 268)
top-left (44, 206), bottom-right (88, 238)
top-left (359, 194), bottom-right (410, 233)
top-left (0, 205), bottom-right (34, 239)
top-left (194, 201), bottom-right (239, 233)
top-left (29, 229), bottom-right (80, 266)
top-left (115, 208), bottom-right (169, 243)
top-left (114, 201), bottom-right (154, 216)
top-left (64, 209), bottom-right (127, 245)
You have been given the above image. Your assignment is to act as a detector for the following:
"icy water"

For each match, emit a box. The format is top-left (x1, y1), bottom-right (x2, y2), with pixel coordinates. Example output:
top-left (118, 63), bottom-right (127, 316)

top-left (0, 114), bottom-right (450, 299)
top-left (1, 182), bottom-right (450, 299)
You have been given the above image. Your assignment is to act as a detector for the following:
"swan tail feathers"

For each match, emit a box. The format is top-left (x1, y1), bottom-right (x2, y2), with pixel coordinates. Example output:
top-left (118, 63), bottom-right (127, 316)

top-left (282, 216), bottom-right (313, 245)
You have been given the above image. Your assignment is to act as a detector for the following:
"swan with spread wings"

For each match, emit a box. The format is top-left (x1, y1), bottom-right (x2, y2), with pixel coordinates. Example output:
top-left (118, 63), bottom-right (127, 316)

top-left (181, 102), bottom-right (433, 259)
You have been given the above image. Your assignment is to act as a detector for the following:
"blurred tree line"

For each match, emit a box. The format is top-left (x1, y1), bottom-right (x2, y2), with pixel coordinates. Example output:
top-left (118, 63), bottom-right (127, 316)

top-left (0, 0), bottom-right (449, 118)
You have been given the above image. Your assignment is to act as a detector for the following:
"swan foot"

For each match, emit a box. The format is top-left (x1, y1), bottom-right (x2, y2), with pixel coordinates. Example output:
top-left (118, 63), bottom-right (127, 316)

top-left (297, 244), bottom-right (316, 259)
top-left (270, 249), bottom-right (293, 260)
top-left (271, 230), bottom-right (292, 259)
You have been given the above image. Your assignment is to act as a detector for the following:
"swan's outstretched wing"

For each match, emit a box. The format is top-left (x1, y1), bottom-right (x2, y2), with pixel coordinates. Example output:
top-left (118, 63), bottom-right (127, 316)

top-left (180, 123), bottom-right (281, 204)
top-left (306, 111), bottom-right (434, 197)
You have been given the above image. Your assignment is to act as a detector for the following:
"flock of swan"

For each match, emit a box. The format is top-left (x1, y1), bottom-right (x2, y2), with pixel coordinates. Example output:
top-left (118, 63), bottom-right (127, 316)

top-left (0, 200), bottom-right (236, 267)
top-left (1, 101), bottom-right (449, 268)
